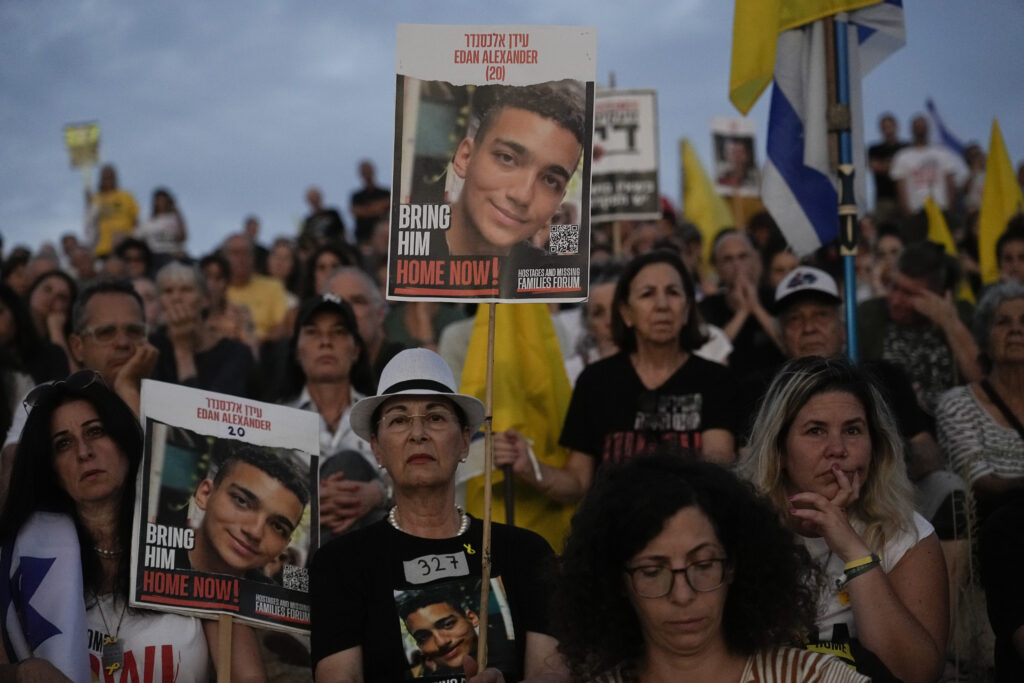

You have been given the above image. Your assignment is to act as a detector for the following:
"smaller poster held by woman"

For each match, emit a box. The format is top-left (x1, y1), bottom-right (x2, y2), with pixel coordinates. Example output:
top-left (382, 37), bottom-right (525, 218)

top-left (130, 380), bottom-right (320, 633)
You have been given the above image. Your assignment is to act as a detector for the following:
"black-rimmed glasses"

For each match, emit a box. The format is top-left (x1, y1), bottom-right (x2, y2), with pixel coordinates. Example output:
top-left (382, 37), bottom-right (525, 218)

top-left (624, 558), bottom-right (730, 598)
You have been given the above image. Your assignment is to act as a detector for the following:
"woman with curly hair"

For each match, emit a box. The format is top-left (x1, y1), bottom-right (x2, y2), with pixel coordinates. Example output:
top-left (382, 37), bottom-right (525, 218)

top-left (742, 356), bottom-right (947, 683)
top-left (555, 454), bottom-right (861, 683)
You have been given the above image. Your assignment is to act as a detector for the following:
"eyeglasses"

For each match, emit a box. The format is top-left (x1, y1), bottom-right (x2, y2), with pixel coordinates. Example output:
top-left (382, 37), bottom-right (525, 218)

top-left (378, 410), bottom-right (457, 435)
top-left (78, 322), bottom-right (148, 344)
top-left (23, 369), bottom-right (105, 413)
top-left (624, 559), bottom-right (730, 598)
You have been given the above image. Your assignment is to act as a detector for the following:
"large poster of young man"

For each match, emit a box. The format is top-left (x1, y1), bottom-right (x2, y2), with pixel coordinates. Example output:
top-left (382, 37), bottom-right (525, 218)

top-left (388, 24), bottom-right (597, 303)
top-left (129, 380), bottom-right (319, 633)
top-left (591, 89), bottom-right (660, 222)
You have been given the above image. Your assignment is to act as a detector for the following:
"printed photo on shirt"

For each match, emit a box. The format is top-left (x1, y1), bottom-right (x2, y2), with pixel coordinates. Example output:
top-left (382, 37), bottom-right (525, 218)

top-left (394, 577), bottom-right (518, 680)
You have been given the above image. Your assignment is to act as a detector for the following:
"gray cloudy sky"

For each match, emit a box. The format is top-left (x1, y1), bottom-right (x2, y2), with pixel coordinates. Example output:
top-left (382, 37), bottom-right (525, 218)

top-left (1, 0), bottom-right (1021, 256)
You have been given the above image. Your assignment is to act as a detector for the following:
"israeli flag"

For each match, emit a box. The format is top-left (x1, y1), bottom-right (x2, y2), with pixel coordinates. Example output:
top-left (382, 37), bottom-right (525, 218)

top-left (762, 0), bottom-right (905, 255)
top-left (0, 511), bottom-right (90, 681)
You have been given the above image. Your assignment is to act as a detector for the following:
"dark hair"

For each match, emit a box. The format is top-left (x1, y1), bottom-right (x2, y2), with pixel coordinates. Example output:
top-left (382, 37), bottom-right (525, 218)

top-left (0, 282), bottom-right (43, 374)
top-left (151, 187), bottom-right (177, 217)
top-left (199, 251), bottom-right (232, 282)
top-left (1, 250), bottom-right (30, 284)
top-left (554, 455), bottom-right (819, 679)
top-left (26, 269), bottom-right (78, 340)
top-left (395, 580), bottom-right (478, 621)
top-left (115, 238), bottom-right (154, 274)
top-left (898, 241), bottom-right (959, 293)
top-left (611, 250), bottom-right (707, 353)
top-left (0, 374), bottom-right (143, 599)
top-left (213, 445), bottom-right (310, 508)
top-left (26, 269), bottom-right (78, 308)
top-left (301, 242), bottom-right (361, 299)
top-left (285, 296), bottom-right (374, 399)
top-left (995, 216), bottom-right (1024, 264)
top-left (70, 279), bottom-right (144, 334)
top-left (473, 80), bottom-right (586, 147)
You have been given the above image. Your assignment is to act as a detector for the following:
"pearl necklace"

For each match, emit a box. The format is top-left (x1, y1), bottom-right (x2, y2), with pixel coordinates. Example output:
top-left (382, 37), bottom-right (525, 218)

top-left (93, 546), bottom-right (122, 559)
top-left (388, 505), bottom-right (470, 536)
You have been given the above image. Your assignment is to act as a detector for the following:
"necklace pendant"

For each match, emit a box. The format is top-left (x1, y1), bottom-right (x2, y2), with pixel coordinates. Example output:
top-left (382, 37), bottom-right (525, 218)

top-left (102, 636), bottom-right (123, 674)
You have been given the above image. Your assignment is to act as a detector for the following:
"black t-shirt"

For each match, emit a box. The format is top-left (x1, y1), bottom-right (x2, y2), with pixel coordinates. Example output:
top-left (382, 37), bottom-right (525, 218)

top-left (867, 140), bottom-right (907, 201)
top-left (559, 352), bottom-right (738, 465)
top-left (310, 517), bottom-right (555, 682)
top-left (351, 186), bottom-right (391, 242)
top-left (148, 330), bottom-right (257, 398)
top-left (698, 290), bottom-right (786, 384)
top-left (302, 208), bottom-right (346, 242)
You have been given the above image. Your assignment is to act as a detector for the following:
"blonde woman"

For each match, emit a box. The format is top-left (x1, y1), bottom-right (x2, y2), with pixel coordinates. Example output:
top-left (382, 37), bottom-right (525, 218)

top-left (741, 356), bottom-right (947, 683)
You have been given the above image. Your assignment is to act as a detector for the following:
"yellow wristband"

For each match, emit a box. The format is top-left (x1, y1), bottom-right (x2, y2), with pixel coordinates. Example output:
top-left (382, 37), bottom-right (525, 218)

top-left (843, 554), bottom-right (877, 571)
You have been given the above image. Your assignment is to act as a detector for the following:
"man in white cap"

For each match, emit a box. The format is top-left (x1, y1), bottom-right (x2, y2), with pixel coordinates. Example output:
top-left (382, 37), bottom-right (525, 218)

top-left (770, 265), bottom-right (965, 540)
top-left (310, 349), bottom-right (567, 683)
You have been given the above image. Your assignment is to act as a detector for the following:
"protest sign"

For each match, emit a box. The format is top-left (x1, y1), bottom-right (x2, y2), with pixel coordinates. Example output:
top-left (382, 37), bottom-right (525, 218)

top-left (591, 89), bottom-right (660, 222)
top-left (711, 116), bottom-right (760, 197)
top-left (130, 380), bottom-right (319, 633)
top-left (63, 121), bottom-right (100, 169)
top-left (388, 24), bottom-right (596, 302)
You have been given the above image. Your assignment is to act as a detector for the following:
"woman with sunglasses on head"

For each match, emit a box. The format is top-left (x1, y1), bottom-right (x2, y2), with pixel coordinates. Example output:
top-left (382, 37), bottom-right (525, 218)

top-left (555, 453), bottom-right (865, 683)
top-left (0, 372), bottom-right (265, 682)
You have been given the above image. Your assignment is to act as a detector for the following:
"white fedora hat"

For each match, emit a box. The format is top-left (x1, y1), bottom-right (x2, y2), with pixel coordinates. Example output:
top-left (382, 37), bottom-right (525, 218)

top-left (350, 348), bottom-right (486, 441)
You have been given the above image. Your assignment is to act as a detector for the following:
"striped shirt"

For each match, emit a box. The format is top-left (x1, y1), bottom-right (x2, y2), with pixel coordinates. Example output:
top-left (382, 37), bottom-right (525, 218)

top-left (589, 647), bottom-right (869, 682)
top-left (936, 385), bottom-right (1024, 485)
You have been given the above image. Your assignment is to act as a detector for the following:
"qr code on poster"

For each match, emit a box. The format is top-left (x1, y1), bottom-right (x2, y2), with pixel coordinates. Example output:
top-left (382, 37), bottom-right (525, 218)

top-left (549, 224), bottom-right (579, 255)
top-left (283, 565), bottom-right (309, 592)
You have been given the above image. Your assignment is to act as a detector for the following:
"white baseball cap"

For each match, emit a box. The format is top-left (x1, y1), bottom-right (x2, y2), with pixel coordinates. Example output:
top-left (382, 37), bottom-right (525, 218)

top-left (773, 266), bottom-right (841, 314)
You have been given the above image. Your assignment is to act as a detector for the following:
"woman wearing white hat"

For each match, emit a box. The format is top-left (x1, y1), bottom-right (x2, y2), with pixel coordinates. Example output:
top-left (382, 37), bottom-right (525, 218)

top-left (309, 348), bottom-right (566, 683)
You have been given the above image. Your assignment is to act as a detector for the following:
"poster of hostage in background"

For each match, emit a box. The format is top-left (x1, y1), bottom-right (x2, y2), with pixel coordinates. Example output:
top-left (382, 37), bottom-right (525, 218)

top-left (711, 116), bottom-right (760, 197)
top-left (591, 89), bottom-right (660, 223)
top-left (130, 380), bottom-right (320, 633)
top-left (395, 578), bottom-right (518, 680)
top-left (388, 24), bottom-right (596, 303)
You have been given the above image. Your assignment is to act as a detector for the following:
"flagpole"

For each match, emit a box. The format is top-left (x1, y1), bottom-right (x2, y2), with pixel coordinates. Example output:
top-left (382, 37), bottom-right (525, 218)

top-left (476, 302), bottom-right (497, 669)
top-left (831, 13), bottom-right (860, 362)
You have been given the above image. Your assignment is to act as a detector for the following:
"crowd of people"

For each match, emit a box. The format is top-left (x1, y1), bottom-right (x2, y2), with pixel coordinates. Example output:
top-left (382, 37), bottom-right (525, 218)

top-left (0, 105), bottom-right (1023, 683)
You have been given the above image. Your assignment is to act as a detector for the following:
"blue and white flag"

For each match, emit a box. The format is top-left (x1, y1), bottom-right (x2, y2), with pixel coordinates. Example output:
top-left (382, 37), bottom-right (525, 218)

top-left (762, 0), bottom-right (905, 255)
top-left (0, 511), bottom-right (90, 681)
top-left (925, 97), bottom-right (967, 158)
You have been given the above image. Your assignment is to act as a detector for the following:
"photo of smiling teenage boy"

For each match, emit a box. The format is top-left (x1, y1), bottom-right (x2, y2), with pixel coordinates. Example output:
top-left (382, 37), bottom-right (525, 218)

top-left (445, 81), bottom-right (585, 257)
top-left (189, 446), bottom-right (310, 581)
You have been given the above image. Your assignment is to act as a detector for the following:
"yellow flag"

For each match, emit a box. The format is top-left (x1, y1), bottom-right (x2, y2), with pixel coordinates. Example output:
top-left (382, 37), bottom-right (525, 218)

top-left (681, 139), bottom-right (735, 274)
top-left (925, 197), bottom-right (956, 255)
top-left (924, 197), bottom-right (974, 303)
top-left (729, 0), bottom-right (883, 115)
top-left (978, 119), bottom-right (1024, 284)
top-left (460, 303), bottom-right (576, 551)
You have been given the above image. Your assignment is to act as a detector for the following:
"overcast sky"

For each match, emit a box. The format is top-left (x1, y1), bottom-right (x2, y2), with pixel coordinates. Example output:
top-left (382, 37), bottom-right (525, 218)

top-left (2, 0), bottom-right (1021, 257)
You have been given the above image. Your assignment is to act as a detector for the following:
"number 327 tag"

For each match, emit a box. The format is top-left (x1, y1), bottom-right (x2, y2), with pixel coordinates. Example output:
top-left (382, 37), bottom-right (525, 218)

top-left (403, 552), bottom-right (469, 585)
